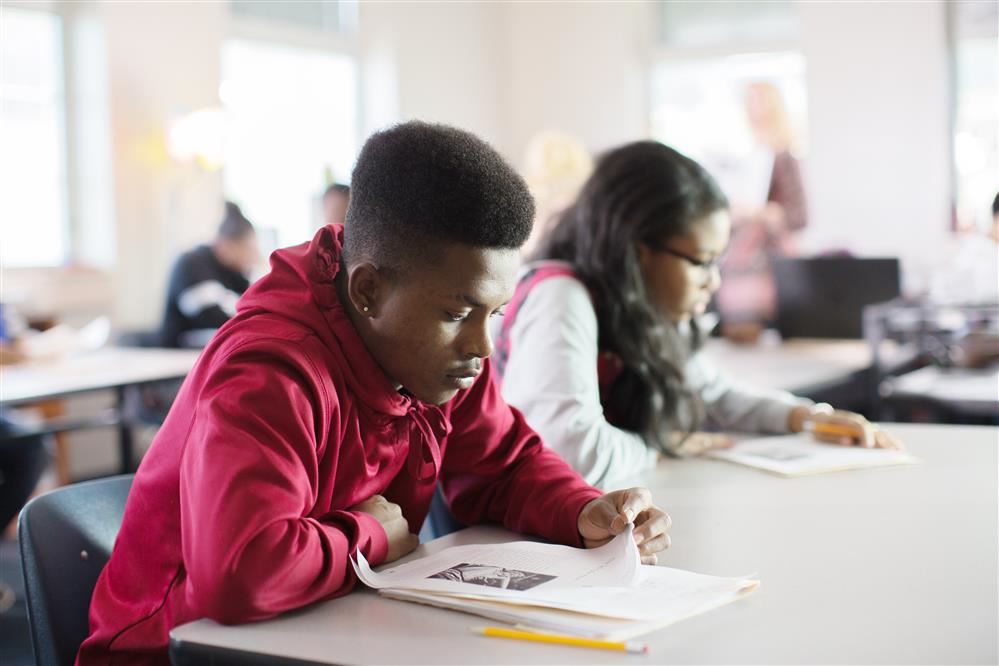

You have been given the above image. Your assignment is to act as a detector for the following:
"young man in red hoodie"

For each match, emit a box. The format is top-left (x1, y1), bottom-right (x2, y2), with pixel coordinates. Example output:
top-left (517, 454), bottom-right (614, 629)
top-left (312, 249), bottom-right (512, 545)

top-left (78, 122), bottom-right (672, 664)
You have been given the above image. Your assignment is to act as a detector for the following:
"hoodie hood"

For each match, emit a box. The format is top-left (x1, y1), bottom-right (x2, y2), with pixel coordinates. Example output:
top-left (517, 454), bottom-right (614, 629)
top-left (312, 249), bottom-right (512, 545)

top-left (236, 224), bottom-right (415, 419)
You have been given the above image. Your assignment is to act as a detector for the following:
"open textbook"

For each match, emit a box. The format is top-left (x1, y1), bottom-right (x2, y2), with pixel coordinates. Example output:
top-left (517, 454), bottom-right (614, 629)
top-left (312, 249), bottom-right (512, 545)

top-left (706, 433), bottom-right (921, 477)
top-left (351, 525), bottom-right (758, 641)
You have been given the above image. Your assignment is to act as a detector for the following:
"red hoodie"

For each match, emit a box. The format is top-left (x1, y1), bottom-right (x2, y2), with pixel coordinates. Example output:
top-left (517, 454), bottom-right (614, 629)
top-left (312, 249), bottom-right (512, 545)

top-left (78, 225), bottom-right (602, 664)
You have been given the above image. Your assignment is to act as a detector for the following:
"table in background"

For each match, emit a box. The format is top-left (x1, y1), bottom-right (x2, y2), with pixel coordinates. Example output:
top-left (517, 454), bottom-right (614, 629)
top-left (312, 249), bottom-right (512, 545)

top-left (170, 423), bottom-right (997, 665)
top-left (0, 347), bottom-right (200, 472)
top-left (881, 364), bottom-right (999, 422)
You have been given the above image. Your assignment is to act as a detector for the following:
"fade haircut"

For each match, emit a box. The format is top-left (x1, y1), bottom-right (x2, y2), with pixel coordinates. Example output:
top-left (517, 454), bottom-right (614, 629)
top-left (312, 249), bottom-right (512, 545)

top-left (343, 121), bottom-right (535, 271)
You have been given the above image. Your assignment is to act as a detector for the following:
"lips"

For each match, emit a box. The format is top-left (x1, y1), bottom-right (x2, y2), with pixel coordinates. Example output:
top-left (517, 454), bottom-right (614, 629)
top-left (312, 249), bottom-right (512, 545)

top-left (445, 366), bottom-right (481, 391)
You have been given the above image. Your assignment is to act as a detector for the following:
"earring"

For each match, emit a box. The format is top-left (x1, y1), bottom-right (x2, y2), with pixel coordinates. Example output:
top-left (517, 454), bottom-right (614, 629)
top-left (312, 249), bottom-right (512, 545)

top-left (362, 305), bottom-right (370, 313)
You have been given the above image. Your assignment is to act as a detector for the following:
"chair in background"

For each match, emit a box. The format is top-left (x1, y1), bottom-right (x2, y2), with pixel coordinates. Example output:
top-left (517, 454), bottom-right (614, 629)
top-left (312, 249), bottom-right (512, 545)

top-left (417, 485), bottom-right (465, 542)
top-left (18, 475), bottom-right (133, 666)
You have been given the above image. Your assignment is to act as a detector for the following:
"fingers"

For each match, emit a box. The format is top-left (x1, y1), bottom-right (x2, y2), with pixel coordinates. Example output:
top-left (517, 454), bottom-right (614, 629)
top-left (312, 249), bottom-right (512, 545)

top-left (677, 432), bottom-right (735, 456)
top-left (641, 554), bottom-right (659, 565)
top-left (633, 508), bottom-right (672, 554)
top-left (637, 531), bottom-right (671, 557)
top-left (611, 487), bottom-right (652, 533)
top-left (874, 428), bottom-right (905, 451)
top-left (809, 411), bottom-right (875, 447)
top-left (809, 412), bottom-right (902, 451)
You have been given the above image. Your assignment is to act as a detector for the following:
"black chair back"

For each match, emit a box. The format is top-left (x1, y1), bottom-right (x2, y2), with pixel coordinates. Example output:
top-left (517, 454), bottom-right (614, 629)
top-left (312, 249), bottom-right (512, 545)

top-left (18, 475), bottom-right (134, 666)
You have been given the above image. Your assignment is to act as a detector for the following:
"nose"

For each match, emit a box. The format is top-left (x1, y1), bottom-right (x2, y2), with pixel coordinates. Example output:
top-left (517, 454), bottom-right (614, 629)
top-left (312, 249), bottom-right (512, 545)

top-left (705, 264), bottom-right (722, 293)
top-left (461, 319), bottom-right (494, 360)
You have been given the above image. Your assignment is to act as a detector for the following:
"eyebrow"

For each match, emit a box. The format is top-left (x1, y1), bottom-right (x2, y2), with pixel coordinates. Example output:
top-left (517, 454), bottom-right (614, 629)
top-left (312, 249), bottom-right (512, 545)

top-left (448, 293), bottom-right (511, 309)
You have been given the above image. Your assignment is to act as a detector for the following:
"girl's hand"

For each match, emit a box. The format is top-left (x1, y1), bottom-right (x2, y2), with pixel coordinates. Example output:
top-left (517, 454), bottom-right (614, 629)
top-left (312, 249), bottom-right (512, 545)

top-left (669, 431), bottom-right (735, 456)
top-left (789, 405), bottom-right (904, 450)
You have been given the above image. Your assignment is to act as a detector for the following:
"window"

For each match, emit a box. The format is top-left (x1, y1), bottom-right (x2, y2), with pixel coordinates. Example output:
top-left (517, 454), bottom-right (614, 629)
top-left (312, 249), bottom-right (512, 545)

top-left (950, 1), bottom-right (998, 232)
top-left (650, 52), bottom-right (808, 208)
top-left (220, 39), bottom-right (358, 251)
top-left (657, 0), bottom-right (797, 49)
top-left (229, 0), bottom-right (358, 35)
top-left (0, 7), bottom-right (68, 268)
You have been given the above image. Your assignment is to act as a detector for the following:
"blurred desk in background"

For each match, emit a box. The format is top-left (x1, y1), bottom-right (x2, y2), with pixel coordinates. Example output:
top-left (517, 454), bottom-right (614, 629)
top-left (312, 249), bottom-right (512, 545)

top-left (701, 338), bottom-right (914, 412)
top-left (0, 347), bottom-right (200, 473)
top-left (881, 365), bottom-right (999, 422)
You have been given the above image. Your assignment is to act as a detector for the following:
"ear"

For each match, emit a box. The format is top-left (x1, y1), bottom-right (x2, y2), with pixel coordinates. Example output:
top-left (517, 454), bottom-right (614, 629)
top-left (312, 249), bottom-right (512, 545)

top-left (635, 242), bottom-right (654, 276)
top-left (344, 262), bottom-right (389, 317)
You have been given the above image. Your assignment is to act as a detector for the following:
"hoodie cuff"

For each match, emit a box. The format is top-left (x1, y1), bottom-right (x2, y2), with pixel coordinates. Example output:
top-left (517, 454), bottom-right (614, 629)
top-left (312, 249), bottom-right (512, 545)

top-left (323, 510), bottom-right (390, 568)
top-left (558, 488), bottom-right (605, 548)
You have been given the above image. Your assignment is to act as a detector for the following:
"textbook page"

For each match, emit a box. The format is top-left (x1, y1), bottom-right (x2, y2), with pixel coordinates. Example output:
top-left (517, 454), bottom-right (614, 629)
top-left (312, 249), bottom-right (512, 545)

top-left (380, 565), bottom-right (759, 639)
top-left (352, 526), bottom-right (758, 624)
top-left (706, 433), bottom-right (920, 476)
top-left (353, 524), bottom-right (640, 602)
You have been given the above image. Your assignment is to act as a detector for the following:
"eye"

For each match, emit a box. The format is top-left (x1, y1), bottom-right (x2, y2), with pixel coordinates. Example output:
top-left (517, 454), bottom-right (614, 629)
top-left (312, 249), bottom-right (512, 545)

top-left (445, 311), bottom-right (469, 322)
top-left (489, 308), bottom-right (507, 319)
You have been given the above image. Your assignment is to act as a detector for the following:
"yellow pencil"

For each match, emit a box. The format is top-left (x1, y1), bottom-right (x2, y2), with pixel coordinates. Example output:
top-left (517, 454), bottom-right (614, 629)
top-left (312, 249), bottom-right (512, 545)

top-left (472, 626), bottom-right (649, 654)
top-left (804, 421), bottom-right (860, 438)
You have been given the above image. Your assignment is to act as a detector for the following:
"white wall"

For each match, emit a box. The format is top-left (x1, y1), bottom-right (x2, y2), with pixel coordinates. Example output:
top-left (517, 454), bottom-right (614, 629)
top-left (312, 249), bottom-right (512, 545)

top-left (359, 1), bottom-right (509, 153)
top-left (505, 1), bottom-right (652, 162)
top-left (797, 0), bottom-right (952, 293)
top-left (99, 1), bottom-right (227, 328)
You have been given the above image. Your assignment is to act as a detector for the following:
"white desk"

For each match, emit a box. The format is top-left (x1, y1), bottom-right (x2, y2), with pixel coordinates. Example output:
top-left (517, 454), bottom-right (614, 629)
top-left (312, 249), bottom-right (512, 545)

top-left (170, 423), bottom-right (998, 665)
top-left (0, 347), bottom-right (200, 404)
top-left (1, 347), bottom-right (200, 471)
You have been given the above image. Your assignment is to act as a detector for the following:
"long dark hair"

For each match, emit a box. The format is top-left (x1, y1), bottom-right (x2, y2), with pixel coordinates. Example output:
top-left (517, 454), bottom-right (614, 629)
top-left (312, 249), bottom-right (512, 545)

top-left (536, 141), bottom-right (728, 453)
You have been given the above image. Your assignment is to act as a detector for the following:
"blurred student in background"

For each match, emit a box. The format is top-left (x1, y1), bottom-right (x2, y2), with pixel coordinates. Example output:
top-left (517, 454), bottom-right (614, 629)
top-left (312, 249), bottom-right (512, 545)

top-left (322, 183), bottom-right (351, 228)
top-left (493, 141), bottom-right (900, 489)
top-left (930, 191), bottom-right (999, 306)
top-left (715, 81), bottom-right (808, 341)
top-left (158, 202), bottom-right (260, 348)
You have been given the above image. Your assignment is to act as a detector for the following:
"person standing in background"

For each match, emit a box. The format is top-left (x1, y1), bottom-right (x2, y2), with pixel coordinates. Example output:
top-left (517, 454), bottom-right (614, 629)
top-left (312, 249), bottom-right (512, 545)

top-left (715, 81), bottom-right (808, 341)
top-left (520, 131), bottom-right (593, 257)
top-left (158, 202), bottom-right (260, 348)
top-left (322, 183), bottom-right (351, 228)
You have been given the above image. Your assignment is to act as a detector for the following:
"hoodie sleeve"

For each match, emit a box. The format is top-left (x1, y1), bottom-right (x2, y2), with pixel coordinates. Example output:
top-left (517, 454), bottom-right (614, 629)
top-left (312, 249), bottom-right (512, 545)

top-left (178, 340), bottom-right (388, 625)
top-left (440, 360), bottom-right (603, 547)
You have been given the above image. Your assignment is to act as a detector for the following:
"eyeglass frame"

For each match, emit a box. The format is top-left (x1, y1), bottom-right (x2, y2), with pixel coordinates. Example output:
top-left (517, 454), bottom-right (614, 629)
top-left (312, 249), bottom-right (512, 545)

top-left (647, 244), bottom-right (725, 272)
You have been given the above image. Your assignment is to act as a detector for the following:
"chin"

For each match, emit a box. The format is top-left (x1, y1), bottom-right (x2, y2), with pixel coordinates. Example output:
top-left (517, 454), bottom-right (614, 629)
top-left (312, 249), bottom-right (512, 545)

top-left (409, 386), bottom-right (459, 406)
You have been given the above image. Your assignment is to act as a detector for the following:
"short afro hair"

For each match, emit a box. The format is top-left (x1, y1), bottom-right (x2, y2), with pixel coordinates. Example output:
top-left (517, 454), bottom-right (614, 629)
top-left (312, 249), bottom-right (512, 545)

top-left (343, 121), bottom-right (534, 270)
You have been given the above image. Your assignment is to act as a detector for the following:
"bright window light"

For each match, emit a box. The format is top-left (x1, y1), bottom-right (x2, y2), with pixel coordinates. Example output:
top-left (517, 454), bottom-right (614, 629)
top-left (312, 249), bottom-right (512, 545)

top-left (221, 39), bottom-right (358, 252)
top-left (0, 8), bottom-right (68, 268)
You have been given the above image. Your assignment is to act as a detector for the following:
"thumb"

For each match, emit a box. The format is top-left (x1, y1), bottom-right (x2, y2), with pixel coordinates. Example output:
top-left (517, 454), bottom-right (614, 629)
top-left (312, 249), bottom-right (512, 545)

top-left (613, 488), bottom-right (651, 531)
top-left (578, 496), bottom-right (621, 542)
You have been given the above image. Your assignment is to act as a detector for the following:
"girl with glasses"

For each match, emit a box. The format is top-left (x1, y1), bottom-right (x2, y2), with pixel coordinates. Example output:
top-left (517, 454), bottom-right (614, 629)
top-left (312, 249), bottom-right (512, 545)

top-left (493, 141), bottom-right (901, 488)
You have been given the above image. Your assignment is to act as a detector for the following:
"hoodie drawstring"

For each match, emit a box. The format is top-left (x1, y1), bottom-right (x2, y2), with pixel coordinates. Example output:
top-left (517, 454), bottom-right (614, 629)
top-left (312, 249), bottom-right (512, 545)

top-left (406, 404), bottom-right (451, 482)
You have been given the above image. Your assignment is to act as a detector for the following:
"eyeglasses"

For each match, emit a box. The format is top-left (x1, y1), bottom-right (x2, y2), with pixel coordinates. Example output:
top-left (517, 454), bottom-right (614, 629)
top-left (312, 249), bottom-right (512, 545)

top-left (651, 245), bottom-right (724, 272)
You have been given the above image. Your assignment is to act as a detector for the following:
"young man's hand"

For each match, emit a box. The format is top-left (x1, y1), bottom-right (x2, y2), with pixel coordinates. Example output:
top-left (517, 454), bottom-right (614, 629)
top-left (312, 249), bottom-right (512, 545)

top-left (350, 495), bottom-right (420, 564)
top-left (577, 488), bottom-right (671, 565)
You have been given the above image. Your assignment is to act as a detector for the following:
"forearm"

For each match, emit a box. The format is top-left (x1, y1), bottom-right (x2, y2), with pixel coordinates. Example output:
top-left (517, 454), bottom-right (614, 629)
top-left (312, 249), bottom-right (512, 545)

top-left (184, 507), bottom-right (387, 623)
